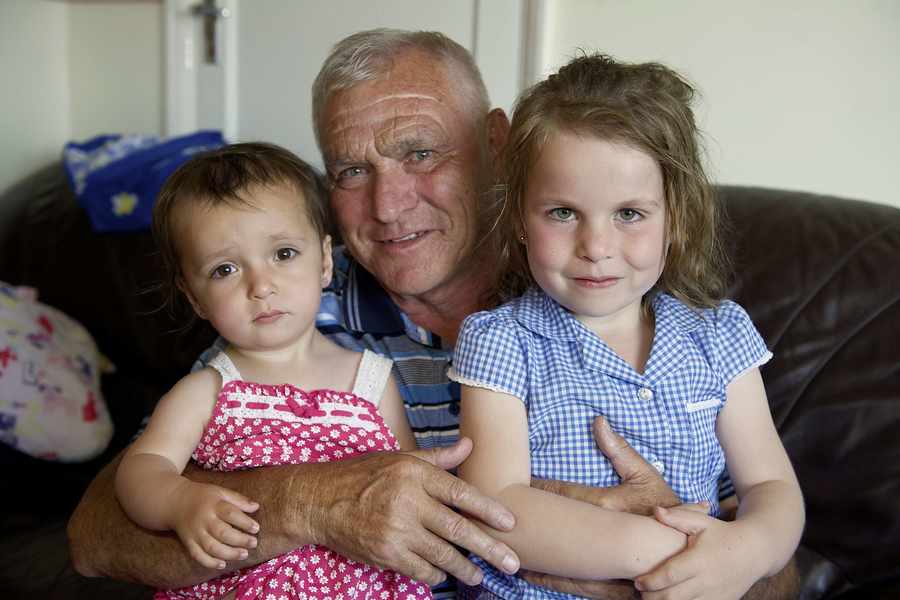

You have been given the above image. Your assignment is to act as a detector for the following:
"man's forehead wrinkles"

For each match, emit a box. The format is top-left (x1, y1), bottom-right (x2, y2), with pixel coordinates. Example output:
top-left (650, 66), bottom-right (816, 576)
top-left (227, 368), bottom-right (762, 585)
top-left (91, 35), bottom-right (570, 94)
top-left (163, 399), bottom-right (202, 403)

top-left (329, 91), bottom-right (443, 120)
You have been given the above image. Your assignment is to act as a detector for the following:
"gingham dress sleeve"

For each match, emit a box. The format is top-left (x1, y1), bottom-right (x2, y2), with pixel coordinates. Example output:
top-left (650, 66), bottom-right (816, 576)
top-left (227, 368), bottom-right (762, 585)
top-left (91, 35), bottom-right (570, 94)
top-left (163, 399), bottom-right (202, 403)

top-left (448, 310), bottom-right (528, 401)
top-left (711, 300), bottom-right (773, 385)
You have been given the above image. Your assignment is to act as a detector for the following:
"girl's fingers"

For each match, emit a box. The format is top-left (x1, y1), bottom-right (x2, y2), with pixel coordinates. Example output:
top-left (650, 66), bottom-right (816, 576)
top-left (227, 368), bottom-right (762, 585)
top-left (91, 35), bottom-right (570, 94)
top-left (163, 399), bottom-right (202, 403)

top-left (218, 489), bottom-right (260, 513)
top-left (199, 530), bottom-right (250, 562)
top-left (217, 500), bottom-right (261, 535)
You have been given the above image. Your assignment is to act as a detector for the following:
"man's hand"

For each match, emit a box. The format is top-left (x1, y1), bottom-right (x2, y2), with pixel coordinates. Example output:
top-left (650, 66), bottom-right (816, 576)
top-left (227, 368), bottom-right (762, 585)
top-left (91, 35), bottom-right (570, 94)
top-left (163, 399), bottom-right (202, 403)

top-left (307, 437), bottom-right (520, 587)
top-left (523, 416), bottom-right (678, 598)
top-left (532, 416), bottom-right (680, 516)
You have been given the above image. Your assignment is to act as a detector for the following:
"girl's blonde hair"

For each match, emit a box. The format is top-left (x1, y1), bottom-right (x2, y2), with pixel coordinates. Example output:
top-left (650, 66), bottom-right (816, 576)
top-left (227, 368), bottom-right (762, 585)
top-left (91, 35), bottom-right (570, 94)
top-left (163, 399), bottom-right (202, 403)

top-left (499, 53), bottom-right (729, 312)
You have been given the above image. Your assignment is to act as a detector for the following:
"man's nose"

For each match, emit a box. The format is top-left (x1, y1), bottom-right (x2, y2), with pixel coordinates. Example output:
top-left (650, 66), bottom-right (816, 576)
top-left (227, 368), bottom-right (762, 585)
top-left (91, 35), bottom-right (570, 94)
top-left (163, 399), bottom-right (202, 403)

top-left (371, 166), bottom-right (417, 223)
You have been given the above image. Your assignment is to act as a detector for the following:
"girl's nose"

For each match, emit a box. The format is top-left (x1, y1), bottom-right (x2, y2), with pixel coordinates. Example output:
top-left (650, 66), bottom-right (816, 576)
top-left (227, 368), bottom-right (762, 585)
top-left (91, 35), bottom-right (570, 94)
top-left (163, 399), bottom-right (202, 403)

top-left (578, 222), bottom-right (612, 262)
top-left (248, 271), bottom-right (276, 298)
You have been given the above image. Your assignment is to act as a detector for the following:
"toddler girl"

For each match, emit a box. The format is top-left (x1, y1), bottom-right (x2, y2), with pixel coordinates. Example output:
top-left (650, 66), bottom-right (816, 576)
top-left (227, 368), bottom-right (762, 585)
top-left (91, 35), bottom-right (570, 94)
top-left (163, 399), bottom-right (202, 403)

top-left (450, 54), bottom-right (804, 599)
top-left (115, 143), bottom-right (431, 600)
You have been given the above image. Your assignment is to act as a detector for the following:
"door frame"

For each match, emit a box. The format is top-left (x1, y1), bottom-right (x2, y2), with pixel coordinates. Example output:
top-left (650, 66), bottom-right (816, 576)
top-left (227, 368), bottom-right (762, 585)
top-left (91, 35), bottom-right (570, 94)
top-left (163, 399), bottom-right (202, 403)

top-left (164, 0), bottom-right (238, 139)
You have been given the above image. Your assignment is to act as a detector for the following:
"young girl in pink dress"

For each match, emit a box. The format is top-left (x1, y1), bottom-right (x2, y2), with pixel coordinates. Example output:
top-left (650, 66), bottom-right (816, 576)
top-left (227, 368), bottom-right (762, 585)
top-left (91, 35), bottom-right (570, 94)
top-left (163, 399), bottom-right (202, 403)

top-left (114, 142), bottom-right (432, 600)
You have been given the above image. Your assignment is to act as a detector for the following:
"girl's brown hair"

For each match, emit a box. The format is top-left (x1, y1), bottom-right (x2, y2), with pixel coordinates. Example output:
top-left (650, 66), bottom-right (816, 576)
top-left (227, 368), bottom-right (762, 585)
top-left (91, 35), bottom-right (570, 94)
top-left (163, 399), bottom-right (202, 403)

top-left (499, 53), bottom-right (729, 312)
top-left (152, 142), bottom-right (330, 322)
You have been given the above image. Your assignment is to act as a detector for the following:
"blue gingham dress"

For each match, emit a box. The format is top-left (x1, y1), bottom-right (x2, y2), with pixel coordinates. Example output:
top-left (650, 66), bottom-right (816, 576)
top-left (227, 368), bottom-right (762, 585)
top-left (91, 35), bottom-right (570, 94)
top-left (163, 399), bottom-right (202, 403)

top-left (447, 287), bottom-right (772, 600)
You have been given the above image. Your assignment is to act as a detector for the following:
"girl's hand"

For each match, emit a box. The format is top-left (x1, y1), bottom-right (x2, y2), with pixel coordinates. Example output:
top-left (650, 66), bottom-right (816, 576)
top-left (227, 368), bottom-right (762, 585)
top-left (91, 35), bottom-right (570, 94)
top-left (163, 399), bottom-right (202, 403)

top-left (171, 481), bottom-right (260, 570)
top-left (634, 506), bottom-right (764, 600)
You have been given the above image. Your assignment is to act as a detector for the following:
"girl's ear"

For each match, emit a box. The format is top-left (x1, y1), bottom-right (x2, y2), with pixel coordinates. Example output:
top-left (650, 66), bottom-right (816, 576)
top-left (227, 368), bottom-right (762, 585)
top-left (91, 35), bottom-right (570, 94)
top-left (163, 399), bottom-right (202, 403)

top-left (177, 278), bottom-right (207, 320)
top-left (320, 234), bottom-right (334, 288)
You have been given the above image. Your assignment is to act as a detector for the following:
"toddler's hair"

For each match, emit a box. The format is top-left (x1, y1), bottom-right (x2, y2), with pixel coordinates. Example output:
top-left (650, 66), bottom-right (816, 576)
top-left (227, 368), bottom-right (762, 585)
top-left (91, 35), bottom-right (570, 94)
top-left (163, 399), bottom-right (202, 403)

top-left (500, 53), bottom-right (729, 311)
top-left (152, 142), bottom-right (329, 320)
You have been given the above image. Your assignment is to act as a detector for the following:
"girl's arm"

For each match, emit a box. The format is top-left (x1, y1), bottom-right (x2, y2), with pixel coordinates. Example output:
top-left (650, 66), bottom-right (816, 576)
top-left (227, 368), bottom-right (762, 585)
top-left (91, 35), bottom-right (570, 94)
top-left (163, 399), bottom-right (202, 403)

top-left (114, 369), bottom-right (260, 569)
top-left (635, 367), bottom-right (805, 598)
top-left (458, 384), bottom-right (687, 580)
top-left (718, 367), bottom-right (804, 575)
top-left (378, 374), bottom-right (418, 451)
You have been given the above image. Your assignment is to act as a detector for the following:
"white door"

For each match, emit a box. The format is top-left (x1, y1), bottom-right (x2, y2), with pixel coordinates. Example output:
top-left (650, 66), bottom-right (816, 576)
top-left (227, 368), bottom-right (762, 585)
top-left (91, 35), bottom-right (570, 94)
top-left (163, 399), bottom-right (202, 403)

top-left (164, 0), bottom-right (238, 140)
top-left (165, 0), bottom-right (535, 166)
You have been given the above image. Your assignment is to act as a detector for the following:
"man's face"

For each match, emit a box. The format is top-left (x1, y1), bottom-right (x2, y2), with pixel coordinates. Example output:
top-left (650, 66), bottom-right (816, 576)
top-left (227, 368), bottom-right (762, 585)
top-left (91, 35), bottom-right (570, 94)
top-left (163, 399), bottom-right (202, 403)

top-left (319, 51), bottom-right (493, 301)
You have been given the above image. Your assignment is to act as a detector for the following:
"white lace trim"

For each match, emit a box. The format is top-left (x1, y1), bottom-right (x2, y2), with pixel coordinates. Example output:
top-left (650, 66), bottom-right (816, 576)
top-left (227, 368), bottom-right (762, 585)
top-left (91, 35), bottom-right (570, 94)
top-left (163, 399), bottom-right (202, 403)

top-left (350, 350), bottom-right (393, 407)
top-left (222, 400), bottom-right (381, 432)
top-left (446, 368), bottom-right (520, 398)
top-left (207, 351), bottom-right (242, 384)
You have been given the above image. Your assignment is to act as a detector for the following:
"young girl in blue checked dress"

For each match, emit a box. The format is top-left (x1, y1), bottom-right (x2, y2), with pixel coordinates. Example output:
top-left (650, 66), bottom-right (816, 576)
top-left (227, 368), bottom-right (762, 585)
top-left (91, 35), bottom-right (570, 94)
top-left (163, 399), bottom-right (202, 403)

top-left (448, 54), bottom-right (804, 600)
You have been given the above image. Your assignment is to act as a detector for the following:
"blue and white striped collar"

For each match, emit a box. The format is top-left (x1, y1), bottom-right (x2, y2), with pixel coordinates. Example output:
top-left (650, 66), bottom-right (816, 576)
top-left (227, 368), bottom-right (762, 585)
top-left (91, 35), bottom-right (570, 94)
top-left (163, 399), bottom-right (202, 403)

top-left (336, 249), bottom-right (441, 348)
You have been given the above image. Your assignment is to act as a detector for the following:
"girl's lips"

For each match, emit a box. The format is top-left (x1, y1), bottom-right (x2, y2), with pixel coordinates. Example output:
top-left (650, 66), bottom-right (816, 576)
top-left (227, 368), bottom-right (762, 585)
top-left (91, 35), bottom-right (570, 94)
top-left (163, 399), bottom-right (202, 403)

top-left (254, 311), bottom-right (285, 323)
top-left (573, 276), bottom-right (619, 289)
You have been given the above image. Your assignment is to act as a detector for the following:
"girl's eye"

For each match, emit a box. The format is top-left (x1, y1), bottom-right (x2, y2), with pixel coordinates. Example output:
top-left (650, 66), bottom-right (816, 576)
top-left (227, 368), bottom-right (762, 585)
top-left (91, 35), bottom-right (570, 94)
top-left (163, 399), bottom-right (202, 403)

top-left (618, 208), bottom-right (642, 222)
top-left (275, 248), bottom-right (298, 261)
top-left (548, 207), bottom-right (576, 221)
top-left (211, 264), bottom-right (236, 279)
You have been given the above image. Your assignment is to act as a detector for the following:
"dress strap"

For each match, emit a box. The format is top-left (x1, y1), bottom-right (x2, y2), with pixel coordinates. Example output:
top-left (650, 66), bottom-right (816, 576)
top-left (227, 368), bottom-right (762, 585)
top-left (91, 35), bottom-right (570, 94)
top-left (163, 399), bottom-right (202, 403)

top-left (350, 350), bottom-right (394, 407)
top-left (207, 351), bottom-right (243, 385)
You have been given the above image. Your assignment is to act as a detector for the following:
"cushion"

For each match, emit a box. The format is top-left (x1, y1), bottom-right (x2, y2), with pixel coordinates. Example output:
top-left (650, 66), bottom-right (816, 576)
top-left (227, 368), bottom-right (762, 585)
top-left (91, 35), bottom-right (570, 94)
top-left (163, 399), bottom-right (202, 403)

top-left (0, 282), bottom-right (113, 461)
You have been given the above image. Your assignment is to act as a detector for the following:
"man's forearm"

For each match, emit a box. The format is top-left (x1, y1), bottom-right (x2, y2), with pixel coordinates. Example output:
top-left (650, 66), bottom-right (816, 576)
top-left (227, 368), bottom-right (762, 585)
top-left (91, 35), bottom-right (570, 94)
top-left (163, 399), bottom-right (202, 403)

top-left (68, 450), bottom-right (313, 588)
top-left (743, 556), bottom-right (800, 600)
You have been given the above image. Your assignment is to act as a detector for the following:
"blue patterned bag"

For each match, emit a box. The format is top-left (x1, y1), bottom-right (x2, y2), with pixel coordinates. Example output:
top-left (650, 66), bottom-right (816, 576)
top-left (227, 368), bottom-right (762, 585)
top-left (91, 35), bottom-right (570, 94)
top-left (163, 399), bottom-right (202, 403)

top-left (63, 130), bottom-right (225, 232)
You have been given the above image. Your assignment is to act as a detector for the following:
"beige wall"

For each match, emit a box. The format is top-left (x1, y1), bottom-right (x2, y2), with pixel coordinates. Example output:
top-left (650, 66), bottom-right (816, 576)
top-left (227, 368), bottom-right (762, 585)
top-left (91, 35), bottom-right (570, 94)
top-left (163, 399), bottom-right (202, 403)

top-left (540, 0), bottom-right (900, 208)
top-left (67, 2), bottom-right (164, 140)
top-left (0, 0), bottom-right (163, 197)
top-left (0, 0), bottom-right (70, 196)
top-left (5, 1), bottom-right (898, 210)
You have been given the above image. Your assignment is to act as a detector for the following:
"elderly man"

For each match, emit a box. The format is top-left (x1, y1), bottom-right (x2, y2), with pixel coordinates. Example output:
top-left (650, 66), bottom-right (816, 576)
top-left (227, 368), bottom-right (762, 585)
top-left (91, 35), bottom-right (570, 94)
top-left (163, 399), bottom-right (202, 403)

top-left (68, 29), bottom-right (797, 599)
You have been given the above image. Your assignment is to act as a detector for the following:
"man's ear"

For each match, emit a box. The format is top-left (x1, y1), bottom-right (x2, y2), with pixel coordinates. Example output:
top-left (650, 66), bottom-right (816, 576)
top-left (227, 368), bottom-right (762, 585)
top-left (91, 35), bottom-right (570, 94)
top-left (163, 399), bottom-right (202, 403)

top-left (320, 234), bottom-right (334, 288)
top-left (176, 278), bottom-right (207, 320)
top-left (486, 108), bottom-right (510, 167)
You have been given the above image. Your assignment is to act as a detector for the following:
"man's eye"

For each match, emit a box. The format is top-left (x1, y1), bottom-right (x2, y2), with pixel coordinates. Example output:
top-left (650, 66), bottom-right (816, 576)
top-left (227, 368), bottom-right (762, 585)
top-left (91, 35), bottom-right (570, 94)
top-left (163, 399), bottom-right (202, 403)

top-left (275, 248), bottom-right (297, 261)
top-left (410, 149), bottom-right (433, 162)
top-left (548, 207), bottom-right (576, 221)
top-left (211, 264), bottom-right (236, 279)
top-left (331, 166), bottom-right (368, 190)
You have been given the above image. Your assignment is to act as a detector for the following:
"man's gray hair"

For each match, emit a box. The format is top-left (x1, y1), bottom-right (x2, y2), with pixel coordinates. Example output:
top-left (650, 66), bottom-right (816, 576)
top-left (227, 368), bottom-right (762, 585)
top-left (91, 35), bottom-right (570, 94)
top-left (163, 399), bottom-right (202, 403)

top-left (312, 28), bottom-right (491, 151)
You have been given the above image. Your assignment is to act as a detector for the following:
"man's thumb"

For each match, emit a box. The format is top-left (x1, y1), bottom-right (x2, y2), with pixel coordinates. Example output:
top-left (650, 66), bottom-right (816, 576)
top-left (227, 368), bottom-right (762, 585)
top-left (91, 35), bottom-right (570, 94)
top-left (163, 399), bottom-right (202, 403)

top-left (592, 416), bottom-right (642, 480)
top-left (408, 436), bottom-right (474, 471)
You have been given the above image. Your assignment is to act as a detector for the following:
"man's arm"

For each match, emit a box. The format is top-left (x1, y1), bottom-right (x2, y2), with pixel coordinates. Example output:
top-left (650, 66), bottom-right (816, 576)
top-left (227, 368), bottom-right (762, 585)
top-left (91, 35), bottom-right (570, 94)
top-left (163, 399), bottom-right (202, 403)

top-left (523, 417), bottom-right (800, 599)
top-left (68, 438), bottom-right (520, 589)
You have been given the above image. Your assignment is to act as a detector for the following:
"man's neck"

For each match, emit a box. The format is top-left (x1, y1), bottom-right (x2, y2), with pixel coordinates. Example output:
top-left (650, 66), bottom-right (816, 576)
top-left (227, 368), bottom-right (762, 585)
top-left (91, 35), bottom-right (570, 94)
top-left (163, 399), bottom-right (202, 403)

top-left (388, 267), bottom-right (495, 348)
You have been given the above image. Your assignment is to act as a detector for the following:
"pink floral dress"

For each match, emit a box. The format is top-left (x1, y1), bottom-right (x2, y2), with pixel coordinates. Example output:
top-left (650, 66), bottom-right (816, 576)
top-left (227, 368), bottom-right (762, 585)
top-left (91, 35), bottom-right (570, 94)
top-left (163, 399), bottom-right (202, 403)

top-left (156, 350), bottom-right (432, 600)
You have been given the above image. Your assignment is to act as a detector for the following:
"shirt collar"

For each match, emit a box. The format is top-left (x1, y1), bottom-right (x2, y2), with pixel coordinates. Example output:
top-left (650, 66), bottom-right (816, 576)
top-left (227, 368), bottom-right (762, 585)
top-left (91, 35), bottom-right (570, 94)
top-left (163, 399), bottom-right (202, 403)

top-left (343, 258), bottom-right (441, 347)
top-left (512, 288), bottom-right (706, 340)
top-left (511, 287), bottom-right (580, 340)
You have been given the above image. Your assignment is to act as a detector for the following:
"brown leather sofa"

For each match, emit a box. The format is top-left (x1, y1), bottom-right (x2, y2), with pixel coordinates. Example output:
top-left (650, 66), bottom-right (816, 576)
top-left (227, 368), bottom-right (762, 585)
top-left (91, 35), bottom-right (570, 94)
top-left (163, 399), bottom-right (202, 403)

top-left (1, 164), bottom-right (898, 599)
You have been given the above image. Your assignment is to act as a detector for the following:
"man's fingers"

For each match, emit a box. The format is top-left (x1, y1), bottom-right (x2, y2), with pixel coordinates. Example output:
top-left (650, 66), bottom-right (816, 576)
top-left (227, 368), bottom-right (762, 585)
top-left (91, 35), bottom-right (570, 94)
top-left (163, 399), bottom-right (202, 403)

top-left (408, 437), bottom-right (474, 471)
top-left (409, 527), bottom-right (484, 586)
top-left (420, 495), bottom-right (519, 577)
top-left (653, 505), bottom-right (711, 536)
top-left (592, 416), bottom-right (652, 481)
top-left (412, 450), bottom-right (516, 532)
